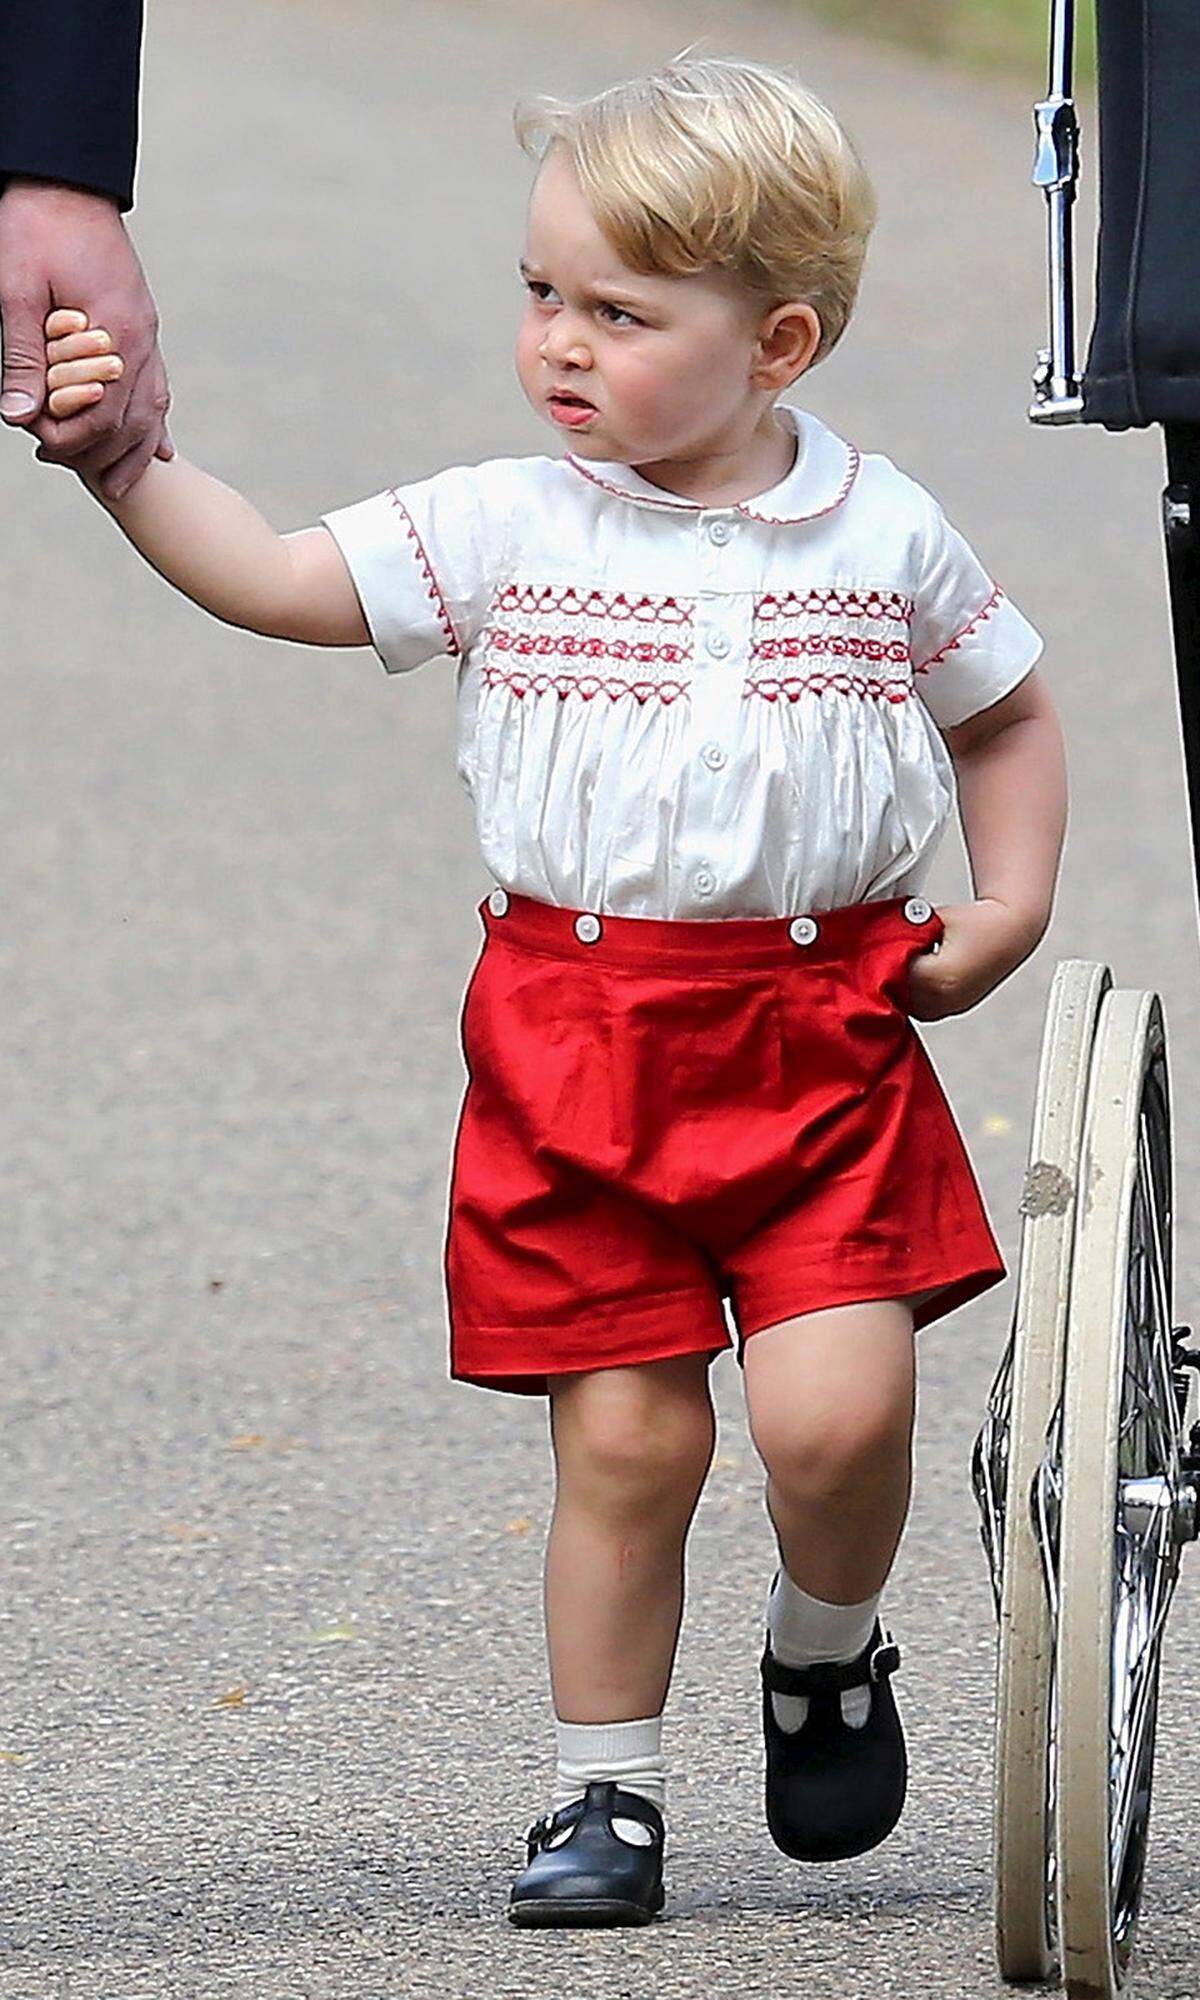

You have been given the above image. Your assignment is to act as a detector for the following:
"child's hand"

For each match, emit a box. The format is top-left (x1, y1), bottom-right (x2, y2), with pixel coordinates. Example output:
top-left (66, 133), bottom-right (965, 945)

top-left (43, 308), bottom-right (124, 422)
top-left (906, 897), bottom-right (1044, 1020)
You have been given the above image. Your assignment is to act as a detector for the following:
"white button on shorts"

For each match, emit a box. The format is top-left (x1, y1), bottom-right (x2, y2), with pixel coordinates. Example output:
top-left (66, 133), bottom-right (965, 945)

top-left (487, 887), bottom-right (510, 917)
top-left (693, 870), bottom-right (716, 896)
top-left (574, 912), bottom-right (602, 944)
top-left (903, 897), bottom-right (933, 925)
top-left (789, 916), bottom-right (819, 946)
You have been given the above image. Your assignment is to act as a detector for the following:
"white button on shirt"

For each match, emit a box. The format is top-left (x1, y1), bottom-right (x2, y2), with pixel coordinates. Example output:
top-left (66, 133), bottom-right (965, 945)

top-left (322, 404), bottom-right (1044, 920)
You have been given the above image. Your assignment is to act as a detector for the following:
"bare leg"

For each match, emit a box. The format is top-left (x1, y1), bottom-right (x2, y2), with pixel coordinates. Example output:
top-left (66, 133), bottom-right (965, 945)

top-left (746, 1300), bottom-right (923, 1861)
top-left (743, 1299), bottom-right (919, 1603)
top-left (545, 1352), bottom-right (716, 1722)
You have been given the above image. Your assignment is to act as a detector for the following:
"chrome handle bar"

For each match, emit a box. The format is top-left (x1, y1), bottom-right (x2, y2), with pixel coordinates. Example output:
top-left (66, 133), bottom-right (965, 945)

top-left (1029, 0), bottom-right (1086, 423)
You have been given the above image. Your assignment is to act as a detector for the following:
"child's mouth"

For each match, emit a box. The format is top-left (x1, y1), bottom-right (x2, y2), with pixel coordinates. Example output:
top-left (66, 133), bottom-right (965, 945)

top-left (548, 394), bottom-right (597, 428)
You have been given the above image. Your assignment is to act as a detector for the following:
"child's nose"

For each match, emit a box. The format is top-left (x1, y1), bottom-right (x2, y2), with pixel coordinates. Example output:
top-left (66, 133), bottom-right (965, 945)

top-left (540, 316), bottom-right (592, 371)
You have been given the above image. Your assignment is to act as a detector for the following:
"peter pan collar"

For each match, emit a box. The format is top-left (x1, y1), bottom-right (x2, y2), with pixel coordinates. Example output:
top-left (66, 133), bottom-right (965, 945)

top-left (564, 404), bottom-right (860, 524)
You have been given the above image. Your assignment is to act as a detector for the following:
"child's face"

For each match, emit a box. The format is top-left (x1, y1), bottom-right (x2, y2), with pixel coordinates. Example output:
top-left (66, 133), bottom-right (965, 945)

top-left (515, 147), bottom-right (792, 471)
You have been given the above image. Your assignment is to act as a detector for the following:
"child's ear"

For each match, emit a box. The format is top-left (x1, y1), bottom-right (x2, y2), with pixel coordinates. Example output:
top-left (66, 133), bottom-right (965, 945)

top-left (752, 302), bottom-right (822, 389)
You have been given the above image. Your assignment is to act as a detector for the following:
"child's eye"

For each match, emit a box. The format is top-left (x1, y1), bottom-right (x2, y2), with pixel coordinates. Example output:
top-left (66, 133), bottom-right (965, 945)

top-left (523, 279), bottom-right (641, 328)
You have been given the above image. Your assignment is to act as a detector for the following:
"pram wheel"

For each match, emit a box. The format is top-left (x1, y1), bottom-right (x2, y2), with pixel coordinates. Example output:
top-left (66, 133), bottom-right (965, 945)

top-left (973, 959), bottom-right (1111, 1983)
top-left (1054, 988), bottom-right (1188, 1999)
top-left (978, 971), bottom-right (1200, 1997)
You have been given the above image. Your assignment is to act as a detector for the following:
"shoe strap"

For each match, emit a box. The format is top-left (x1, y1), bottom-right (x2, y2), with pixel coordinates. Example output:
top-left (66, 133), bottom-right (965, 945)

top-left (524, 1780), bottom-right (664, 1860)
top-left (595, 1783), bottom-right (665, 1840)
top-left (525, 1795), bottom-right (585, 1861)
top-left (762, 1628), bottom-right (900, 1697)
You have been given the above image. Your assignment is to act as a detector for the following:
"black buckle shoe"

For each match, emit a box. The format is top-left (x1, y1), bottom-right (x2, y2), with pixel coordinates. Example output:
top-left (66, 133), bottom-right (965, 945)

top-left (761, 1620), bottom-right (907, 1862)
top-left (508, 1780), bottom-right (666, 1927)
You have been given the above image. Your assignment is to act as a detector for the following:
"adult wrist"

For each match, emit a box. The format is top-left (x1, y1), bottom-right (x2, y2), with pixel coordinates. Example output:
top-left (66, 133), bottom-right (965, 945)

top-left (0, 177), bottom-right (121, 217)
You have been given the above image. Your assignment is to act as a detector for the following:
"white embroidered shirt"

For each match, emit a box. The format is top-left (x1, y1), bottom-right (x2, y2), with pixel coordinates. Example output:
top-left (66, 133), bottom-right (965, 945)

top-left (321, 404), bottom-right (1043, 920)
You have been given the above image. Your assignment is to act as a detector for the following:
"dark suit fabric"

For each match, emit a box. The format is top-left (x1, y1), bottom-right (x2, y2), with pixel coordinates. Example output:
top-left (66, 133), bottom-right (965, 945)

top-left (1084, 0), bottom-right (1200, 426)
top-left (0, 0), bottom-right (144, 210)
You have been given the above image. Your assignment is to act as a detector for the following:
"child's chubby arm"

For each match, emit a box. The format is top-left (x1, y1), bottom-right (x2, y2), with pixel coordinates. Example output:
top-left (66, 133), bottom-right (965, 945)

top-left (907, 666), bottom-right (1067, 1020)
top-left (44, 310), bottom-right (368, 647)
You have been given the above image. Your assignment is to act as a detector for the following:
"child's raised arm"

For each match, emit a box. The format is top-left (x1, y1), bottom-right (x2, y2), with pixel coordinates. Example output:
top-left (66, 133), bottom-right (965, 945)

top-left (44, 310), bottom-right (368, 648)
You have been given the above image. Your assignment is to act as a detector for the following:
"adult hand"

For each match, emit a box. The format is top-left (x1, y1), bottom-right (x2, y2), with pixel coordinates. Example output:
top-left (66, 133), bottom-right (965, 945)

top-left (0, 178), bottom-right (173, 499)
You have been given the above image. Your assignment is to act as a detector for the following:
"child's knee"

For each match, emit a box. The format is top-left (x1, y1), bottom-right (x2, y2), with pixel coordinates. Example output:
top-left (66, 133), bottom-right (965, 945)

top-left (552, 1360), bottom-right (715, 1515)
top-left (751, 1395), bottom-right (912, 1510)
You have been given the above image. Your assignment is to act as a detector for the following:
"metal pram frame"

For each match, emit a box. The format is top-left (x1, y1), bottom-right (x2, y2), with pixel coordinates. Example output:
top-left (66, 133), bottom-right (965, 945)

top-left (971, 5), bottom-right (1200, 1996)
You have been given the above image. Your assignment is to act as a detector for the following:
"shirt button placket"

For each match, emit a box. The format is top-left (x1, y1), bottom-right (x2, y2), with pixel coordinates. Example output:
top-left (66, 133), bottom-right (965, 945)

top-left (686, 516), bottom-right (745, 915)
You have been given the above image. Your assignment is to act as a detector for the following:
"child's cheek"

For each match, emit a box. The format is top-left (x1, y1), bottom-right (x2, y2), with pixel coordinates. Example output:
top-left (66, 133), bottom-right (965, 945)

top-left (613, 351), bottom-right (683, 432)
top-left (513, 316), bottom-right (543, 396)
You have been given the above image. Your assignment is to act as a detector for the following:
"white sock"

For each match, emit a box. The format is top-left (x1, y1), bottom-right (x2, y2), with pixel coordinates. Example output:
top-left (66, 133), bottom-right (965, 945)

top-left (553, 1715), bottom-right (666, 1822)
top-left (767, 1570), bottom-right (881, 1734)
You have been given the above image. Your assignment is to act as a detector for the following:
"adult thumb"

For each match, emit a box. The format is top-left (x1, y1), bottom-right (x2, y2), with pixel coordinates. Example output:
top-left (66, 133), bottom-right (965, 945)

top-left (0, 292), bottom-right (47, 424)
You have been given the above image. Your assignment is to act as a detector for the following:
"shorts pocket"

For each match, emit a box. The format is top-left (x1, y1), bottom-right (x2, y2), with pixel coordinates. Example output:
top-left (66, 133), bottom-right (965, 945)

top-left (862, 911), bottom-right (945, 1018)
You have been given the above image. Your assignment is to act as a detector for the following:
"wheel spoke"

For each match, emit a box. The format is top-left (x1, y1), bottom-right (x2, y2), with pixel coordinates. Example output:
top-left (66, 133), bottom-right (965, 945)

top-left (1104, 1066), bottom-right (1179, 1961)
top-left (1034, 1406), bottom-right (1063, 1624)
top-left (972, 1333), bottom-right (1014, 1611)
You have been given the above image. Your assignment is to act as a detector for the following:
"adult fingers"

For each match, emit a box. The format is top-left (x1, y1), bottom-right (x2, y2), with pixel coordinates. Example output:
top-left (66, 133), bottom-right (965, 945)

top-left (98, 346), bottom-right (170, 499)
top-left (34, 331), bottom-right (151, 471)
top-left (38, 344), bottom-right (168, 493)
top-left (31, 295), bottom-right (154, 463)
top-left (0, 279), bottom-right (50, 424)
top-left (36, 348), bottom-right (149, 476)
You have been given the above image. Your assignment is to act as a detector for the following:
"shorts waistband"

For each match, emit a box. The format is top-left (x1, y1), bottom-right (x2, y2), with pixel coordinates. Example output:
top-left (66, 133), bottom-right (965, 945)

top-left (476, 889), bottom-right (943, 972)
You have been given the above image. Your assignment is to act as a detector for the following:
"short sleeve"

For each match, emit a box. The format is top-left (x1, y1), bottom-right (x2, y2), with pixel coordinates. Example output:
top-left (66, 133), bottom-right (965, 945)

top-left (910, 497), bottom-right (1044, 729)
top-left (321, 459), bottom-right (516, 675)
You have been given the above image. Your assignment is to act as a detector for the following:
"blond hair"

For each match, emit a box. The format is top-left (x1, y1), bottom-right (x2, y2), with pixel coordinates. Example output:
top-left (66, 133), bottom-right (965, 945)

top-left (513, 54), bottom-right (877, 366)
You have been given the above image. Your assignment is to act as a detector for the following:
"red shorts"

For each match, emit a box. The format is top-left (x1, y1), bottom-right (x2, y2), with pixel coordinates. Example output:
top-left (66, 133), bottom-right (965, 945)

top-left (444, 892), bottom-right (1004, 1395)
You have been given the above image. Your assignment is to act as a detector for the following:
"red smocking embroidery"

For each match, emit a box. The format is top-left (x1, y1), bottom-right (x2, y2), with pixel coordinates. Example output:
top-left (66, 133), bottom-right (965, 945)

top-left (494, 584), bottom-right (692, 625)
top-left (484, 631), bottom-right (689, 669)
top-left (387, 492), bottom-right (459, 656)
top-left (753, 635), bottom-right (911, 667)
top-left (756, 588), bottom-right (913, 623)
top-left (913, 584), bottom-right (1004, 674)
top-left (743, 674), bottom-right (911, 705)
top-left (481, 665), bottom-right (688, 705)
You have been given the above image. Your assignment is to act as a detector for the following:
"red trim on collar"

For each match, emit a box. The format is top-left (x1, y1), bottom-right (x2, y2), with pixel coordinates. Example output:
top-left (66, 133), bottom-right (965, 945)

top-left (563, 433), bottom-right (860, 526)
top-left (563, 457), bottom-right (701, 513)
top-left (736, 445), bottom-right (861, 525)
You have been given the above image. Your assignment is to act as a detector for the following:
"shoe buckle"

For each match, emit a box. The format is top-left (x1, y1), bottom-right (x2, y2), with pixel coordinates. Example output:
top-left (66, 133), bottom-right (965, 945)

top-left (525, 1811), bottom-right (554, 1858)
top-left (869, 1632), bottom-right (901, 1682)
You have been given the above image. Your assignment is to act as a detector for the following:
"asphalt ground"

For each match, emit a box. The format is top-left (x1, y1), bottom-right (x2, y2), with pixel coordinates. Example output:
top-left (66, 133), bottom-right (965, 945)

top-left (2, 1), bottom-right (1199, 1995)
